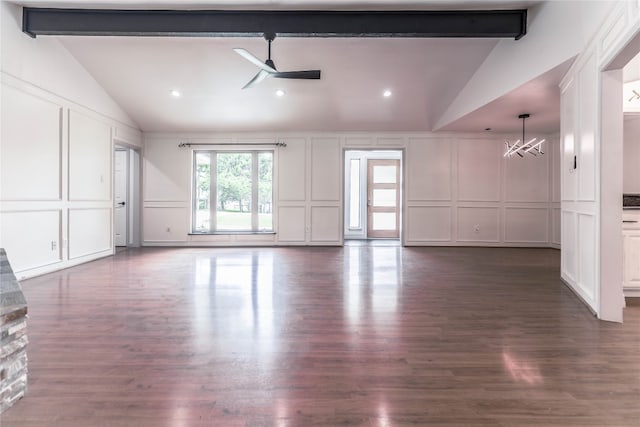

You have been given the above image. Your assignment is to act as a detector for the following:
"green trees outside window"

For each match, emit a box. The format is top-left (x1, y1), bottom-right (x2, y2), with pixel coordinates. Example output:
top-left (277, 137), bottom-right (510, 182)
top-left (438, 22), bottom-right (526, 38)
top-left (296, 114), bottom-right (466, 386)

top-left (193, 150), bottom-right (273, 232)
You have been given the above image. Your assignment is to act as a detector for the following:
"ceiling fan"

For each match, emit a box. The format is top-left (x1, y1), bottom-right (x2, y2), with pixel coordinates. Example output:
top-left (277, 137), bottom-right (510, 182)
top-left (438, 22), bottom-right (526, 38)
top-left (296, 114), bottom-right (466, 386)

top-left (233, 33), bottom-right (321, 89)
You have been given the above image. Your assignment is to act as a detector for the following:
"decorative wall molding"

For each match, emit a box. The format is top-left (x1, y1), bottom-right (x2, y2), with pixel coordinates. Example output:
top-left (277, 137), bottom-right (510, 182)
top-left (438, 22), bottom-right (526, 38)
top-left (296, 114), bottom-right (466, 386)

top-left (504, 207), bottom-right (549, 243)
top-left (68, 207), bottom-right (112, 259)
top-left (144, 132), bottom-right (559, 248)
top-left (0, 75), bottom-right (136, 278)
top-left (1, 83), bottom-right (63, 202)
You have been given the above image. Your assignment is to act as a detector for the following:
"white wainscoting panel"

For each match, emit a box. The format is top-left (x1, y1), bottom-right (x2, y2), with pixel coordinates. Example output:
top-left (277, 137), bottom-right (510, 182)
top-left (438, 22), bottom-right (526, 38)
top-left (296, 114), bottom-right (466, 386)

top-left (0, 210), bottom-right (62, 272)
top-left (457, 207), bottom-right (500, 242)
top-left (234, 233), bottom-right (276, 244)
top-left (1, 85), bottom-right (62, 201)
top-left (68, 110), bottom-right (112, 201)
top-left (190, 234), bottom-right (232, 244)
top-left (143, 207), bottom-right (189, 243)
top-left (406, 206), bottom-right (451, 242)
top-left (144, 137), bottom-right (190, 202)
top-left (278, 138), bottom-right (306, 202)
top-left (311, 206), bottom-right (341, 243)
top-left (552, 138), bottom-right (561, 202)
top-left (311, 138), bottom-right (340, 202)
top-left (561, 210), bottom-right (577, 281)
top-left (562, 81), bottom-right (577, 201)
top-left (578, 213), bottom-right (597, 303)
top-left (552, 208), bottom-right (561, 245)
top-left (188, 233), bottom-right (276, 245)
top-left (407, 138), bottom-right (451, 201)
top-left (577, 54), bottom-right (597, 202)
top-left (504, 208), bottom-right (549, 243)
top-left (277, 206), bottom-right (306, 242)
top-left (68, 208), bottom-right (111, 259)
top-left (457, 140), bottom-right (501, 202)
top-left (504, 155), bottom-right (549, 202)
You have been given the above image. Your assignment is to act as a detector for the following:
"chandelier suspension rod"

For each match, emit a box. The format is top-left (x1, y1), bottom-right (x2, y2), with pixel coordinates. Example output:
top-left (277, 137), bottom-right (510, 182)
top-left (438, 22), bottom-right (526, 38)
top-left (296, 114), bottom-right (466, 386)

top-left (519, 113), bottom-right (530, 142)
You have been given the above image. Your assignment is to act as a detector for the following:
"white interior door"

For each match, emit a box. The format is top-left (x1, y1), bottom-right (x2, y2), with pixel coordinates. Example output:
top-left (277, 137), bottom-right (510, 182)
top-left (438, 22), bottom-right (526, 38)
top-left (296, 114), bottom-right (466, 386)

top-left (114, 150), bottom-right (128, 247)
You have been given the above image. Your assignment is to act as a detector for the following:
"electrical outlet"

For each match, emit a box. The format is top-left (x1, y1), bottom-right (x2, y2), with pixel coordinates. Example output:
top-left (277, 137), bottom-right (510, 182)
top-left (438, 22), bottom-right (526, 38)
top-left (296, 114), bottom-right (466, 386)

top-left (51, 241), bottom-right (57, 250)
top-left (474, 225), bottom-right (480, 233)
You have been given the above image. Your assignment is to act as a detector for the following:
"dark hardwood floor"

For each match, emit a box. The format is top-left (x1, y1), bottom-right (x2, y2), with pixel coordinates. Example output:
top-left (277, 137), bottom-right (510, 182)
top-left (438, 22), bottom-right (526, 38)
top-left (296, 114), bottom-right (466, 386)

top-left (2, 246), bottom-right (639, 426)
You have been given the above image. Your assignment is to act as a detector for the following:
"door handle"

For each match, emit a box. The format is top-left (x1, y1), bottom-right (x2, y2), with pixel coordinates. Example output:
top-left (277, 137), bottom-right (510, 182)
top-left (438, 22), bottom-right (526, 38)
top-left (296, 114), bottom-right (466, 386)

top-left (117, 201), bottom-right (126, 206)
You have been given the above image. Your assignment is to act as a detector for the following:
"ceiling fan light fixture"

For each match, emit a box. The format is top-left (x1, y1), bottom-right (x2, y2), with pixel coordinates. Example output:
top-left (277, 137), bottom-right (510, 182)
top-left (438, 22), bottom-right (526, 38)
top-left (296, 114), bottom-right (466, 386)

top-left (234, 34), bottom-right (321, 89)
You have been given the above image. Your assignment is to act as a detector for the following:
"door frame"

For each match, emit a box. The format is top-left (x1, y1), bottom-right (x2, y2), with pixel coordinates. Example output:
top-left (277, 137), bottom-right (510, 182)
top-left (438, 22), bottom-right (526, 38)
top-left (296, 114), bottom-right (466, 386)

top-left (114, 142), bottom-right (141, 248)
top-left (343, 149), bottom-right (404, 243)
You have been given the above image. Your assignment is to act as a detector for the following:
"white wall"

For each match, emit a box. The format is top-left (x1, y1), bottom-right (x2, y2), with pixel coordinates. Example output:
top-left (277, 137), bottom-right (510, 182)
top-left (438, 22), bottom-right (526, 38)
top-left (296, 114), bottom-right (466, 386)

top-left (344, 150), bottom-right (403, 240)
top-left (0, 3), bottom-right (135, 127)
top-left (0, 2), bottom-right (142, 279)
top-left (406, 134), bottom-right (560, 247)
top-left (0, 1), bottom-right (563, 278)
top-left (559, 0), bottom-right (640, 321)
top-left (624, 116), bottom-right (640, 193)
top-left (143, 132), bottom-right (559, 248)
top-left (436, 1), bottom-right (610, 130)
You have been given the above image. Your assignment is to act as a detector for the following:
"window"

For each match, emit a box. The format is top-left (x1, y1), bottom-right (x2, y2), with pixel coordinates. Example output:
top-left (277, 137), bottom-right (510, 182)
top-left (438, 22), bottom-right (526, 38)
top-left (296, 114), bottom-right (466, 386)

top-left (193, 150), bottom-right (273, 233)
top-left (348, 158), bottom-right (361, 229)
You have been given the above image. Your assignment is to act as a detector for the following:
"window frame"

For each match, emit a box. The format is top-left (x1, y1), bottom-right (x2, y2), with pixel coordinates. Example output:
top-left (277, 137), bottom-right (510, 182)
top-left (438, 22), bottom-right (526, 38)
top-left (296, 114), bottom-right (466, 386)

top-left (191, 148), bottom-right (275, 234)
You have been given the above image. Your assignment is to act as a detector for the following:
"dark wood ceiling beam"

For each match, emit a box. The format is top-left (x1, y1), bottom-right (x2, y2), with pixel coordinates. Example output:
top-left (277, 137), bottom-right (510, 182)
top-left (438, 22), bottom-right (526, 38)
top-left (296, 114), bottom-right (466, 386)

top-left (22, 8), bottom-right (527, 39)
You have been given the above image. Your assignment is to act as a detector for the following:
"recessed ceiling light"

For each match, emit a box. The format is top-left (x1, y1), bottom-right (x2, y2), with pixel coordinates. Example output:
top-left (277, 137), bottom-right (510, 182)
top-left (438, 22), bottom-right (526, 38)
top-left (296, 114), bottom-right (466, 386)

top-left (276, 89), bottom-right (286, 97)
top-left (383, 89), bottom-right (392, 98)
top-left (170, 89), bottom-right (181, 97)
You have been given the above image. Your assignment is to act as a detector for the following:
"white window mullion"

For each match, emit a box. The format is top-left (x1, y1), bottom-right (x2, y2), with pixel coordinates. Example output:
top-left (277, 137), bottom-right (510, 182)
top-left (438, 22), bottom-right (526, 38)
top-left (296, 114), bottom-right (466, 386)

top-left (251, 153), bottom-right (259, 231)
top-left (192, 152), bottom-right (199, 232)
top-left (211, 153), bottom-right (217, 232)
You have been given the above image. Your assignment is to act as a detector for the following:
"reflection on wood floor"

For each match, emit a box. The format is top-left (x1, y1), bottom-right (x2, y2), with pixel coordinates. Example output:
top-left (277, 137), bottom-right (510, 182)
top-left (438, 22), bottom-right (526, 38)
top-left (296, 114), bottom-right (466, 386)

top-left (3, 246), bottom-right (640, 426)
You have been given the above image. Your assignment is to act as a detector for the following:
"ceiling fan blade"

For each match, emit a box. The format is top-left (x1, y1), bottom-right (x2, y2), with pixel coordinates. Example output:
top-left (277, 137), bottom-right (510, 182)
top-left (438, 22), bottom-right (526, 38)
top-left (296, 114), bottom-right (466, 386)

top-left (242, 69), bottom-right (270, 89)
top-left (272, 70), bottom-right (321, 80)
top-left (233, 48), bottom-right (277, 73)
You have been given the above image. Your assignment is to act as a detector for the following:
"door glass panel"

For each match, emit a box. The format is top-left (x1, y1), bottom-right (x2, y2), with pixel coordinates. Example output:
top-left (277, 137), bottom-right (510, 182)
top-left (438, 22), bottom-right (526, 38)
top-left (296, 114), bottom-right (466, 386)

top-left (372, 212), bottom-right (396, 230)
top-left (373, 165), bottom-right (396, 184)
top-left (373, 189), bottom-right (396, 207)
top-left (349, 159), bottom-right (361, 229)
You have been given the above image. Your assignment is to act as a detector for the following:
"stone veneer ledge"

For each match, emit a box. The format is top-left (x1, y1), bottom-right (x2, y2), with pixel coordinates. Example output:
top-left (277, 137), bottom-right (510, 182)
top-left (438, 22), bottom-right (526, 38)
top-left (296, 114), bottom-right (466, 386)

top-left (0, 248), bottom-right (28, 413)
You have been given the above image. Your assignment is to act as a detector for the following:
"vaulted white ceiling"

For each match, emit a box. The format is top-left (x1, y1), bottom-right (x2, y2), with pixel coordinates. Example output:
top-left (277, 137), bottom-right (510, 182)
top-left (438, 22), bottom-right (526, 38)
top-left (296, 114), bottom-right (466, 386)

top-left (15, 0), bottom-right (568, 134)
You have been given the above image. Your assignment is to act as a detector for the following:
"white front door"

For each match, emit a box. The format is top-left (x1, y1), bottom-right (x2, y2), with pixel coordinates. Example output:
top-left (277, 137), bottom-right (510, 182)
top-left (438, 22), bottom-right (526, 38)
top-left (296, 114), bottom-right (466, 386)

top-left (114, 150), bottom-right (128, 247)
top-left (367, 159), bottom-right (400, 238)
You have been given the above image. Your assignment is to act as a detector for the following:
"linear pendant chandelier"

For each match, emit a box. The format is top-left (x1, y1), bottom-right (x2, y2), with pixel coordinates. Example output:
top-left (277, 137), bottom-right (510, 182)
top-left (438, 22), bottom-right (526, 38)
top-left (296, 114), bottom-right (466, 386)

top-left (503, 113), bottom-right (545, 158)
